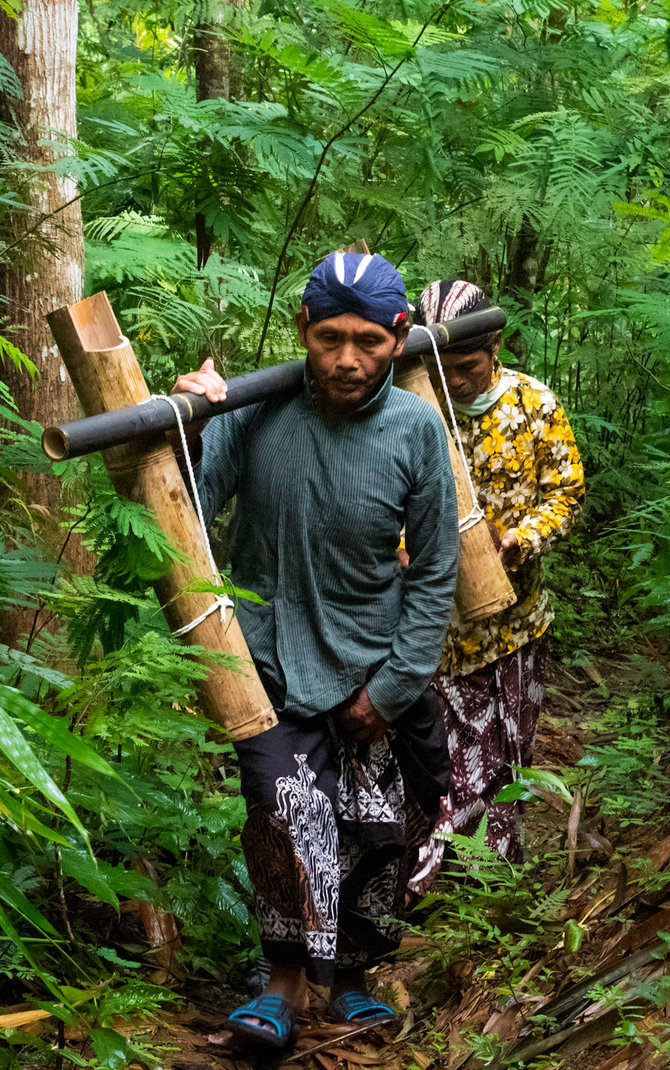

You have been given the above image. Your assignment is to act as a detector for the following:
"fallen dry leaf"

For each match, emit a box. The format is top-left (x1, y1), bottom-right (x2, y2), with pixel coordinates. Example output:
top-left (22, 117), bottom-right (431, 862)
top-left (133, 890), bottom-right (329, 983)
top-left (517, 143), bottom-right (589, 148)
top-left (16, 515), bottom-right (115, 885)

top-left (567, 788), bottom-right (582, 878)
top-left (312, 1053), bottom-right (337, 1070)
top-left (406, 1051), bottom-right (432, 1069)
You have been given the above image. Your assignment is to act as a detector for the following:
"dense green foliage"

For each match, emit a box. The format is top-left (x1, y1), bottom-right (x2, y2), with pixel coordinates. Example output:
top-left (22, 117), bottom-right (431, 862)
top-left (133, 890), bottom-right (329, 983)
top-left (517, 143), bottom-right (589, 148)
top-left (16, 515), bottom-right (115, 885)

top-left (1, 0), bottom-right (669, 1065)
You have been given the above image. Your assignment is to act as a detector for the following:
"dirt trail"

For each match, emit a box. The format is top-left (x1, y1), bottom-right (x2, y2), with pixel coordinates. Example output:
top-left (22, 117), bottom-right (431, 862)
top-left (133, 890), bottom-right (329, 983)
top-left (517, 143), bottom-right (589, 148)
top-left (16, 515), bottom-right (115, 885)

top-left (140, 655), bottom-right (670, 1070)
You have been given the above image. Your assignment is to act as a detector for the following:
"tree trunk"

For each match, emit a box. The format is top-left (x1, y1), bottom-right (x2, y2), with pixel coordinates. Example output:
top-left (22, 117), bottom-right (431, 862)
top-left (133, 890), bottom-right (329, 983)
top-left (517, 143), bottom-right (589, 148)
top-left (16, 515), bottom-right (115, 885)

top-left (0, 0), bottom-right (84, 426)
top-left (193, 0), bottom-right (244, 270)
top-left (503, 219), bottom-right (550, 369)
top-left (0, 0), bottom-right (89, 642)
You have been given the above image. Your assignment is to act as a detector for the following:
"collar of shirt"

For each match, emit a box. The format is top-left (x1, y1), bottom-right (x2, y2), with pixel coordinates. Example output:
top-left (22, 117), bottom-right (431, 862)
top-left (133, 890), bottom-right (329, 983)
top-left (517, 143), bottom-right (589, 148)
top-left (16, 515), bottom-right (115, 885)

top-left (303, 364), bottom-right (394, 418)
top-left (451, 361), bottom-right (514, 417)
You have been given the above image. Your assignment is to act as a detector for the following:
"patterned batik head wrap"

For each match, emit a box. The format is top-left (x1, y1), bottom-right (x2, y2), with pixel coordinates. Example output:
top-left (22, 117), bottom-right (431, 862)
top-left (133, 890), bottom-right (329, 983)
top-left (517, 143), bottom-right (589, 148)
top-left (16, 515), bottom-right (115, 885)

top-left (416, 279), bottom-right (490, 326)
top-left (301, 251), bottom-right (408, 328)
top-left (415, 279), bottom-right (506, 413)
top-left (416, 279), bottom-right (500, 357)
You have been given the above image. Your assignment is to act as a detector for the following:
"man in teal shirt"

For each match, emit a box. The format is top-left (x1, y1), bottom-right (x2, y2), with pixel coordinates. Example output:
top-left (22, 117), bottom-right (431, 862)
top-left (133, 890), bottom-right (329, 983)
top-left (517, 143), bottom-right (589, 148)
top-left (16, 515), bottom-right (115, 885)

top-left (173, 252), bottom-right (458, 1048)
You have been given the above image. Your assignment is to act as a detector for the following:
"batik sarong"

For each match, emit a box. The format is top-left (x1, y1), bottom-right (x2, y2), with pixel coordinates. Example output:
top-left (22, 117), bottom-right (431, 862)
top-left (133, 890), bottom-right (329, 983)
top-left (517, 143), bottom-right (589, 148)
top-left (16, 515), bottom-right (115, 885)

top-left (235, 688), bottom-right (449, 987)
top-left (409, 636), bottom-right (547, 894)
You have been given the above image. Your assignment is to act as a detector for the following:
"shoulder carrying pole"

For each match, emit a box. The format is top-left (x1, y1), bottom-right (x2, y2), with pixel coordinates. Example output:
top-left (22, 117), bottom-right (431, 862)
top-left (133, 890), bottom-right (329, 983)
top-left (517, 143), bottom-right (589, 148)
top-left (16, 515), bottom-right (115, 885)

top-left (42, 309), bottom-right (509, 462)
top-left (47, 292), bottom-right (277, 741)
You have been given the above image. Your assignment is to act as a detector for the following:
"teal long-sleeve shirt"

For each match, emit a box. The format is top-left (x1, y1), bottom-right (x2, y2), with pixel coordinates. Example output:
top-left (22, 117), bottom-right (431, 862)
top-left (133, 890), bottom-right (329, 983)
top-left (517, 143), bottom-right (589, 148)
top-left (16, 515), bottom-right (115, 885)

top-left (195, 367), bottom-right (458, 722)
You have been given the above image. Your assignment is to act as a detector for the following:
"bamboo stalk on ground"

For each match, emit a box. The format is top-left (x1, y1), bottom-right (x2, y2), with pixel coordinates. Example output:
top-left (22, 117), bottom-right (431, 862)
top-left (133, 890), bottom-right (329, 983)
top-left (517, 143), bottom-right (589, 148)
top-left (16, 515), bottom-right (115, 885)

top-left (48, 292), bottom-right (276, 741)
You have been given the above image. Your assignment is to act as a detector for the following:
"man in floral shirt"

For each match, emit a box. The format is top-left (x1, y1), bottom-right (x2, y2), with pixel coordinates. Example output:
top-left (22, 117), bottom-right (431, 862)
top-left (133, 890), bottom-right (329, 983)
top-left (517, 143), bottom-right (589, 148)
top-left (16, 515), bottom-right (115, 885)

top-left (409, 280), bottom-right (585, 885)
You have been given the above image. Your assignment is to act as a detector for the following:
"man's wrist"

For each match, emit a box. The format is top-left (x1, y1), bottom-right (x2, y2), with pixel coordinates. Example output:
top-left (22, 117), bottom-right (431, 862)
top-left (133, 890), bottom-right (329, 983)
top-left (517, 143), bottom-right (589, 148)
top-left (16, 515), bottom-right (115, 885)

top-left (169, 430), bottom-right (203, 474)
top-left (366, 675), bottom-right (402, 723)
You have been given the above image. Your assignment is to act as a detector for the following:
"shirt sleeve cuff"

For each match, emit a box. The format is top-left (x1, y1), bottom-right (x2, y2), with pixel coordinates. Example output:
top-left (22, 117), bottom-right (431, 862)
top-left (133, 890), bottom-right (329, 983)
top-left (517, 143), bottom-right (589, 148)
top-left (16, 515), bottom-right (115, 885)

top-left (512, 526), bottom-right (540, 565)
top-left (367, 670), bottom-right (422, 724)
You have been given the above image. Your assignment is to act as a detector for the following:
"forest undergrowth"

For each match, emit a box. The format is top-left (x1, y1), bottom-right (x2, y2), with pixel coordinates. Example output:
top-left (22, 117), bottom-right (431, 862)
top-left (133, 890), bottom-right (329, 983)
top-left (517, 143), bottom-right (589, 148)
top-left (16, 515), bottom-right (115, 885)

top-left (1, 1), bottom-right (670, 1067)
top-left (148, 634), bottom-right (670, 1070)
top-left (0, 451), bottom-right (668, 1070)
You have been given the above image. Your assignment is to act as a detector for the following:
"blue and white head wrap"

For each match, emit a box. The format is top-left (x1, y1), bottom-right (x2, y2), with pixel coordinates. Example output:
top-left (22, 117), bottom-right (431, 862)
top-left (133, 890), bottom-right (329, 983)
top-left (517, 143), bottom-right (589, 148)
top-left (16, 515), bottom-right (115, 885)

top-left (301, 251), bottom-right (408, 328)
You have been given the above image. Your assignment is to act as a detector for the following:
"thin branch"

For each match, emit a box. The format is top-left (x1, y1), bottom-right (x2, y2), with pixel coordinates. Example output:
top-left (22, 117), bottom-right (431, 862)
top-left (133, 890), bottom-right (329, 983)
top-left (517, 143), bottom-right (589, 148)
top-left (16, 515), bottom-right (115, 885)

top-left (23, 504), bottom-right (93, 658)
top-left (1, 167), bottom-right (162, 260)
top-left (253, 4), bottom-right (453, 366)
top-left (54, 846), bottom-right (76, 944)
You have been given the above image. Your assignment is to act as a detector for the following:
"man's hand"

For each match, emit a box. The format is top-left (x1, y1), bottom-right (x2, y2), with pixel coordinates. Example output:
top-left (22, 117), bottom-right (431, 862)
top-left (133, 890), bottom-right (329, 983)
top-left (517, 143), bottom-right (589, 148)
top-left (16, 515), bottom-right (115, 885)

top-left (339, 686), bottom-right (388, 744)
top-left (172, 357), bottom-right (228, 404)
top-left (499, 530), bottom-right (521, 570)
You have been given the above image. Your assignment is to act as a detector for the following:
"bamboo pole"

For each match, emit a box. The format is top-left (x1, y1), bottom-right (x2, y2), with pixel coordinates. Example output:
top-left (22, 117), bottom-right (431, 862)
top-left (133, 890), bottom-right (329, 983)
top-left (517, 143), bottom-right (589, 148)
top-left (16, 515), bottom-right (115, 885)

top-left (48, 292), bottom-right (276, 741)
top-left (41, 314), bottom-right (506, 463)
top-left (394, 350), bottom-right (517, 622)
top-left (41, 360), bottom-right (306, 461)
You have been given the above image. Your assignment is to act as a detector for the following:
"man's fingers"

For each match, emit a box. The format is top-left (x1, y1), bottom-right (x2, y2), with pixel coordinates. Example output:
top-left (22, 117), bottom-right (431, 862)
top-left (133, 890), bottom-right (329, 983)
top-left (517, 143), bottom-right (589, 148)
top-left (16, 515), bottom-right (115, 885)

top-left (171, 363), bottom-right (228, 403)
top-left (499, 531), bottom-right (521, 570)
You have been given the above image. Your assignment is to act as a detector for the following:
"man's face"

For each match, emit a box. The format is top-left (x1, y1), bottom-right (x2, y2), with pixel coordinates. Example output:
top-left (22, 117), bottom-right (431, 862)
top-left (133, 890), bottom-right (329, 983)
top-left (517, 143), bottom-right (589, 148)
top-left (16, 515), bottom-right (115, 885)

top-left (296, 311), bottom-right (408, 413)
top-left (440, 348), bottom-right (494, 405)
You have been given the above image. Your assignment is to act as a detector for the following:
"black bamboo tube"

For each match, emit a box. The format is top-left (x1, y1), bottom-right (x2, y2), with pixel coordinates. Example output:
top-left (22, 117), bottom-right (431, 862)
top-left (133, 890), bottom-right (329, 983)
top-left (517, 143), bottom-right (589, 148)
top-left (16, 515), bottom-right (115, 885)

top-left (42, 360), bottom-right (307, 461)
top-left (403, 306), bottom-right (505, 356)
top-left (42, 306), bottom-right (506, 461)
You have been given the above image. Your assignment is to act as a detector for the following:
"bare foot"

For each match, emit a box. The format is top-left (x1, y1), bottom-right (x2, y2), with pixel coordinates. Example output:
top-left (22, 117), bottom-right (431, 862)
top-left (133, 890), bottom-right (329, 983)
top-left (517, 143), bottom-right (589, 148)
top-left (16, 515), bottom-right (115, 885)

top-left (236, 963), bottom-right (308, 1036)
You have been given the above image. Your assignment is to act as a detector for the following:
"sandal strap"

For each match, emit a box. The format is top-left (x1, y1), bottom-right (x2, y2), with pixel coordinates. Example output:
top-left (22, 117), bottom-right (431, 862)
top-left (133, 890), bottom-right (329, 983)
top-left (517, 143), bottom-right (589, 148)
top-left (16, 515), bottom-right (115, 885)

top-left (331, 991), bottom-right (394, 1021)
top-left (228, 993), bottom-right (294, 1034)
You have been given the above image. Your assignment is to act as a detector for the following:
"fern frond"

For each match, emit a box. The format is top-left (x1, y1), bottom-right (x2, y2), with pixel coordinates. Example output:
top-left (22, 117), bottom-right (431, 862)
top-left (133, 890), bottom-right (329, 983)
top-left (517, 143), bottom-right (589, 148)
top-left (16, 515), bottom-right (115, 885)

top-left (0, 335), bottom-right (38, 379)
top-left (48, 145), bottom-right (122, 189)
top-left (0, 52), bottom-right (21, 99)
top-left (319, 0), bottom-right (414, 62)
top-left (0, 540), bottom-right (56, 611)
top-left (416, 47), bottom-right (502, 102)
top-left (85, 211), bottom-right (169, 243)
top-left (474, 128), bottom-right (531, 164)
top-left (0, 428), bottom-right (53, 476)
top-left (45, 575), bottom-right (156, 666)
top-left (124, 285), bottom-right (214, 345)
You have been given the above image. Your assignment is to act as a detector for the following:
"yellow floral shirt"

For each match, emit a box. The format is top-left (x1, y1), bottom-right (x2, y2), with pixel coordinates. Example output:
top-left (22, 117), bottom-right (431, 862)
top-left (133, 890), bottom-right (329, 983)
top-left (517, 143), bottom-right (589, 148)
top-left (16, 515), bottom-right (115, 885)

top-left (438, 367), bottom-right (585, 677)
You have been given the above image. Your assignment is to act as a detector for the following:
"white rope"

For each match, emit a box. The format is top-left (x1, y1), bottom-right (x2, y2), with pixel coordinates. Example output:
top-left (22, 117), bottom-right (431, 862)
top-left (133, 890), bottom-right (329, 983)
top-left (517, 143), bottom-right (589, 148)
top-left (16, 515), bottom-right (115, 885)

top-left (408, 326), bottom-right (485, 535)
top-left (150, 394), bottom-right (233, 637)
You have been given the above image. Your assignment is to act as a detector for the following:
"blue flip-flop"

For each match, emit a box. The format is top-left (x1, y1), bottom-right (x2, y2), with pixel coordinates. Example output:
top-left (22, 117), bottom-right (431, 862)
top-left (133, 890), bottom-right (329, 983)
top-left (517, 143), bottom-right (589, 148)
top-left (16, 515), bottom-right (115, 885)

top-left (226, 993), bottom-right (298, 1049)
top-left (328, 991), bottom-right (395, 1025)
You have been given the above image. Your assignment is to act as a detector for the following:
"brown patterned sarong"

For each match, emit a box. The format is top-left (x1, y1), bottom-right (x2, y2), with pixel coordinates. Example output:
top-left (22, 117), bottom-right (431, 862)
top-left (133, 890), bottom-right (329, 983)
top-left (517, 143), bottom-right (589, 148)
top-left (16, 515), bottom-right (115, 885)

top-left (409, 636), bottom-right (547, 894)
top-left (235, 688), bottom-right (449, 987)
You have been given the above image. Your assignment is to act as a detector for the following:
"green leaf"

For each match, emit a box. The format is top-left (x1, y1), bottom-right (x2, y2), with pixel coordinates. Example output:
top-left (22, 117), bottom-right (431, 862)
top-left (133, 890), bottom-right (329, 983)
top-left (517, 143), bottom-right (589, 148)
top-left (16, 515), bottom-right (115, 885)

top-left (0, 872), bottom-right (60, 938)
top-left (0, 703), bottom-right (90, 847)
top-left (59, 984), bottom-right (105, 1005)
top-left (54, 1050), bottom-right (88, 1067)
top-left (0, 902), bottom-right (63, 1002)
top-left (563, 918), bottom-right (587, 952)
top-left (577, 754), bottom-right (600, 768)
top-left (513, 767), bottom-right (573, 804)
top-left (1, 684), bottom-right (121, 781)
top-left (60, 848), bottom-right (158, 909)
top-left (91, 1027), bottom-right (133, 1070)
top-left (494, 781), bottom-right (534, 803)
top-left (96, 946), bottom-right (141, 969)
top-left (0, 333), bottom-right (37, 377)
top-left (0, 645), bottom-right (73, 690)
top-left (186, 577), bottom-right (267, 605)
top-left (0, 783), bottom-right (72, 845)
